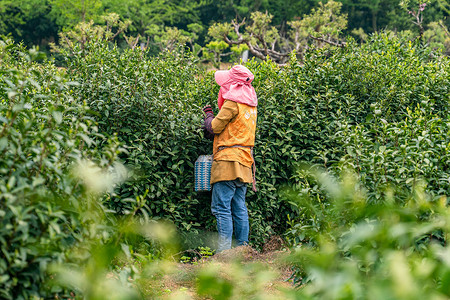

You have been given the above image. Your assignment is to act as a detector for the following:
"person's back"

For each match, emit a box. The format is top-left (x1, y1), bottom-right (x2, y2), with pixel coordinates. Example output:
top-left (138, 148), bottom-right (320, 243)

top-left (202, 65), bottom-right (258, 252)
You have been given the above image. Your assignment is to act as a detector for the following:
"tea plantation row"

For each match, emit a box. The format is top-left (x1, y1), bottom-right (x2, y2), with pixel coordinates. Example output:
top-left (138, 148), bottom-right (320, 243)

top-left (0, 33), bottom-right (449, 298)
top-left (63, 35), bottom-right (449, 244)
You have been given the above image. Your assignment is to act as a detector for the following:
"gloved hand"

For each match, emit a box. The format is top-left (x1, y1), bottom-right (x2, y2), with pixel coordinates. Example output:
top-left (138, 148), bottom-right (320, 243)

top-left (201, 123), bottom-right (215, 140)
top-left (203, 105), bottom-right (213, 116)
top-left (201, 105), bottom-right (215, 140)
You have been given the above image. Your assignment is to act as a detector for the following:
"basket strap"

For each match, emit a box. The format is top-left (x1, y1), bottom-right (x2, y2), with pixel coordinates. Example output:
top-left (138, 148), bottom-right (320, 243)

top-left (216, 145), bottom-right (257, 192)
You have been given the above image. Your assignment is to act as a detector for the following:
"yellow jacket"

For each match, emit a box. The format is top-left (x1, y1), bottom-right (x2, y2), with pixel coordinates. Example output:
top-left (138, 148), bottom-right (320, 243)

top-left (210, 100), bottom-right (257, 185)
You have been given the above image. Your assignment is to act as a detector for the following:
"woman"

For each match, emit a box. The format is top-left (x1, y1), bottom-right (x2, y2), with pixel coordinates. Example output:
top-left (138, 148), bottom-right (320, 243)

top-left (202, 65), bottom-right (258, 252)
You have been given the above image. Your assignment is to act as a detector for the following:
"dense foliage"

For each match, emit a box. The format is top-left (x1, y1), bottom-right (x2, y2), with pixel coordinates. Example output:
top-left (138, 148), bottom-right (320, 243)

top-left (1, 0), bottom-right (449, 57)
top-left (0, 29), bottom-right (449, 298)
top-left (0, 39), bottom-right (127, 299)
top-left (285, 170), bottom-right (450, 299)
top-left (55, 33), bottom-right (449, 248)
top-left (58, 43), bottom-right (216, 246)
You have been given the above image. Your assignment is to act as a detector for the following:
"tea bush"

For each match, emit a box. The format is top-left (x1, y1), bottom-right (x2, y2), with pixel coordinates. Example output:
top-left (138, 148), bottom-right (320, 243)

top-left (337, 104), bottom-right (450, 204)
top-left (62, 41), bottom-right (305, 246)
top-left (277, 35), bottom-right (449, 242)
top-left (61, 43), bottom-right (218, 244)
top-left (1, 31), bottom-right (450, 298)
top-left (0, 39), bottom-right (124, 298)
top-left (286, 170), bottom-right (450, 300)
top-left (58, 33), bottom-right (449, 249)
top-left (255, 35), bottom-right (449, 240)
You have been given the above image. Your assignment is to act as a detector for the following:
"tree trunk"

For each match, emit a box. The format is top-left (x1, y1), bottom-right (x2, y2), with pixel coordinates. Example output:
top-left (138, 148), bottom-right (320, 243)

top-left (372, 10), bottom-right (377, 32)
top-left (81, 0), bottom-right (86, 23)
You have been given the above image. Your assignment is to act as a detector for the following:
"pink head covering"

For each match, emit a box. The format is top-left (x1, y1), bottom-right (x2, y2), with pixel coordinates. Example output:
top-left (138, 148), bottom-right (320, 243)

top-left (215, 65), bottom-right (258, 109)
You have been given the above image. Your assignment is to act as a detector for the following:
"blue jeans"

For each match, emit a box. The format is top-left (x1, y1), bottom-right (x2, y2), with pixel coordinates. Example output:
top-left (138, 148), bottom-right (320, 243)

top-left (211, 179), bottom-right (249, 252)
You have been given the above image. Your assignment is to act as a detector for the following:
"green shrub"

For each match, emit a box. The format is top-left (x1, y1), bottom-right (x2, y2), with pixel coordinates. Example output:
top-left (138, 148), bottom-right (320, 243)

top-left (62, 43), bottom-right (217, 244)
top-left (337, 103), bottom-right (450, 203)
top-left (1, 29), bottom-right (450, 299)
top-left (280, 34), bottom-right (449, 242)
top-left (286, 170), bottom-right (450, 300)
top-left (0, 39), bottom-right (122, 299)
top-left (62, 40), bottom-right (303, 247)
top-left (59, 33), bottom-right (449, 250)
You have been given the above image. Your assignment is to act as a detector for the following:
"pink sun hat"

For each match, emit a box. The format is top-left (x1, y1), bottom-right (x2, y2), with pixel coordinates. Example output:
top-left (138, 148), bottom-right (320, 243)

top-left (215, 65), bottom-right (258, 109)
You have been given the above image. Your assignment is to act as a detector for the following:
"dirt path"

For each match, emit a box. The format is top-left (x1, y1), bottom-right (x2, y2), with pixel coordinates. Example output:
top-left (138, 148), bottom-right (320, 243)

top-left (142, 245), bottom-right (295, 299)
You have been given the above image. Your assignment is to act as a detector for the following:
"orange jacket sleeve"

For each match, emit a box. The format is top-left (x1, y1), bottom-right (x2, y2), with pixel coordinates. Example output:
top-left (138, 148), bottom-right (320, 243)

top-left (211, 100), bottom-right (238, 134)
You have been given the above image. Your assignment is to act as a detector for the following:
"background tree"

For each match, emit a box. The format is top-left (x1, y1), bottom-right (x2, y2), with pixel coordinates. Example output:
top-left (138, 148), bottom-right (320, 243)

top-left (339, 0), bottom-right (394, 33)
top-left (300, 0), bottom-right (347, 46)
top-left (103, 0), bottom-right (207, 35)
top-left (50, 13), bottom-right (131, 53)
top-left (208, 0), bottom-right (347, 64)
top-left (1, 0), bottom-right (450, 58)
top-left (103, 0), bottom-right (209, 54)
top-left (0, 0), bottom-right (57, 47)
top-left (214, 0), bottom-right (269, 21)
top-left (49, 0), bottom-right (103, 28)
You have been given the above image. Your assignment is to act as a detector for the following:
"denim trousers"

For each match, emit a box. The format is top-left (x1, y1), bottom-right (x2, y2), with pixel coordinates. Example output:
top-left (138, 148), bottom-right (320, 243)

top-left (211, 179), bottom-right (249, 252)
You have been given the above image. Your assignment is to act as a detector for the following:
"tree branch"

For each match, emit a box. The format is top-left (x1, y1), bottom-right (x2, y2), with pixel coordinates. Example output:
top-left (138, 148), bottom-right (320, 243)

top-left (246, 43), bottom-right (267, 60)
top-left (223, 19), bottom-right (247, 45)
top-left (309, 35), bottom-right (346, 47)
top-left (439, 21), bottom-right (450, 39)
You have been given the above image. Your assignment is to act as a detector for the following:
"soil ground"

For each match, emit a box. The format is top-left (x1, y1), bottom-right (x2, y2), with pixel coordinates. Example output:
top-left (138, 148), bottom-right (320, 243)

top-left (140, 237), bottom-right (296, 299)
